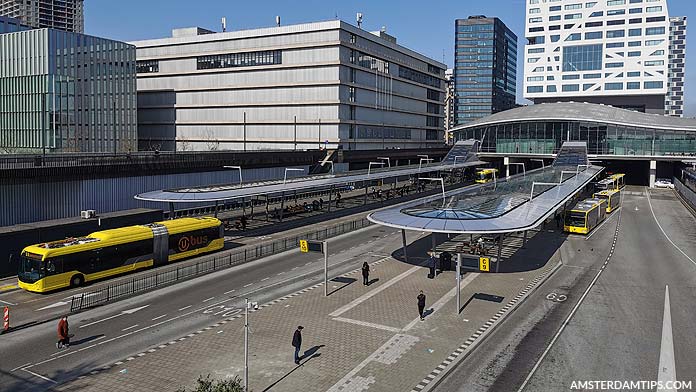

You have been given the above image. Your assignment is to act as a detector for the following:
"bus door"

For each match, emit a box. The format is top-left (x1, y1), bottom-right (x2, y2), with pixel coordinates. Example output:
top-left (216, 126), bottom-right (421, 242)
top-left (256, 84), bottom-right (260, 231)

top-left (150, 224), bottom-right (170, 266)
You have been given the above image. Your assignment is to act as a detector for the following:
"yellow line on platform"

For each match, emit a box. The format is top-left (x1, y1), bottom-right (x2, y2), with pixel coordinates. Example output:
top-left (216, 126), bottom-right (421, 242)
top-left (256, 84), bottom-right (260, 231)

top-left (0, 284), bottom-right (18, 292)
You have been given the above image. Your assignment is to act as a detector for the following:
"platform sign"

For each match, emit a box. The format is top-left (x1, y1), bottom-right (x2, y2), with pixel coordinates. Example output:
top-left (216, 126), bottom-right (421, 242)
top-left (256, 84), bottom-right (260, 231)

top-left (300, 240), bottom-right (323, 254)
top-left (479, 257), bottom-right (490, 272)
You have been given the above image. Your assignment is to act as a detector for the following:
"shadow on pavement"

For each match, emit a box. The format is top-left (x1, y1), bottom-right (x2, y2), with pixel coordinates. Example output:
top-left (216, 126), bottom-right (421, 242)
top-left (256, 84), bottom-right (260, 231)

top-left (1, 359), bottom-right (99, 392)
top-left (460, 292), bottom-right (506, 313)
top-left (367, 278), bottom-right (379, 286)
top-left (69, 334), bottom-right (104, 346)
top-left (261, 345), bottom-right (325, 392)
top-left (328, 277), bottom-right (355, 296)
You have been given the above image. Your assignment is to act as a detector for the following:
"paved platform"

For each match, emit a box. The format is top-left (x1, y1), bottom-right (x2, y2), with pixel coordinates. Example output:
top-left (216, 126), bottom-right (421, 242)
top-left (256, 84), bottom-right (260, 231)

top-left (52, 229), bottom-right (563, 392)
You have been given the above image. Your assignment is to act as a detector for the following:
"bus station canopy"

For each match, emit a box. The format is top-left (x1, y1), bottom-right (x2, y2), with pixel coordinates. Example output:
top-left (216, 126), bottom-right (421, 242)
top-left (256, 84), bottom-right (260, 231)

top-left (135, 141), bottom-right (485, 204)
top-left (367, 142), bottom-right (604, 234)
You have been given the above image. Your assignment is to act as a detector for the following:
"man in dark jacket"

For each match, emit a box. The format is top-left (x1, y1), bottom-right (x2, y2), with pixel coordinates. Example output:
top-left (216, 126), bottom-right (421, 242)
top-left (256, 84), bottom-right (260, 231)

top-left (362, 262), bottom-right (370, 285)
top-left (292, 326), bottom-right (303, 365)
top-left (417, 291), bottom-right (426, 321)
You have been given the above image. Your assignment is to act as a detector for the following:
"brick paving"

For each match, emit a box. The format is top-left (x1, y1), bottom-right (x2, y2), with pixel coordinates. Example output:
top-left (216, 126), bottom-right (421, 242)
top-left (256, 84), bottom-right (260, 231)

top-left (52, 233), bottom-right (561, 392)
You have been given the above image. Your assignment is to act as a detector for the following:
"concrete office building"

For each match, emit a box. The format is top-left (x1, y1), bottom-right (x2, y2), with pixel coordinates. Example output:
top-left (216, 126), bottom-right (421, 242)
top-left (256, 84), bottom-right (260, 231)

top-left (0, 14), bottom-right (30, 33)
top-left (0, 28), bottom-right (137, 153)
top-left (524, 0), bottom-right (682, 114)
top-left (0, 0), bottom-right (83, 33)
top-left (666, 16), bottom-right (686, 117)
top-left (132, 20), bottom-right (446, 151)
top-left (454, 16), bottom-right (517, 126)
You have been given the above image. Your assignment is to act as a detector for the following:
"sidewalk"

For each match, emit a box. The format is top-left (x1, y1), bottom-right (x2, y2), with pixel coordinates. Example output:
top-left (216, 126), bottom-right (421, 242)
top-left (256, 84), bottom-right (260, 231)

top-left (52, 232), bottom-right (562, 392)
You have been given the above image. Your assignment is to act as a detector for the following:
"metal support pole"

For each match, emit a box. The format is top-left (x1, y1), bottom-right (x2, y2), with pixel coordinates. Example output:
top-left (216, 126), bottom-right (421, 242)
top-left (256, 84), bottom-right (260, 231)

top-left (496, 235), bottom-right (502, 273)
top-left (431, 232), bottom-right (436, 254)
top-left (294, 115), bottom-right (297, 151)
top-left (401, 229), bottom-right (408, 262)
top-left (214, 201), bottom-right (219, 218)
top-left (523, 230), bottom-right (527, 247)
top-left (113, 100), bottom-right (117, 154)
top-left (169, 202), bottom-right (175, 220)
top-left (265, 196), bottom-right (269, 221)
top-left (364, 183), bottom-right (368, 205)
top-left (456, 253), bottom-right (462, 314)
top-left (279, 192), bottom-right (285, 222)
top-left (250, 196), bottom-right (255, 217)
top-left (244, 298), bottom-right (249, 392)
top-left (324, 241), bottom-right (328, 297)
top-left (328, 185), bottom-right (334, 212)
top-left (242, 197), bottom-right (246, 217)
top-left (243, 111), bottom-right (247, 152)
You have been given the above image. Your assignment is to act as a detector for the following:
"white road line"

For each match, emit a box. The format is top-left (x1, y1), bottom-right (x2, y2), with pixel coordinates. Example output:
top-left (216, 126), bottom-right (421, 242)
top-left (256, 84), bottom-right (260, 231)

top-left (260, 277), bottom-right (269, 282)
top-left (178, 305), bottom-right (192, 311)
top-left (151, 314), bottom-right (167, 321)
top-left (277, 272), bottom-right (285, 275)
top-left (202, 297), bottom-right (215, 302)
top-left (21, 368), bottom-right (56, 383)
top-left (224, 289), bottom-right (235, 295)
top-left (10, 362), bottom-right (32, 372)
top-left (402, 273), bottom-right (480, 331)
top-left (121, 324), bottom-right (139, 331)
top-left (243, 283), bottom-right (252, 288)
top-left (329, 259), bottom-right (424, 318)
top-left (516, 207), bottom-right (622, 392)
top-left (333, 317), bottom-right (402, 333)
top-left (657, 285), bottom-right (677, 390)
top-left (0, 299), bottom-right (17, 306)
top-left (647, 191), bottom-right (696, 267)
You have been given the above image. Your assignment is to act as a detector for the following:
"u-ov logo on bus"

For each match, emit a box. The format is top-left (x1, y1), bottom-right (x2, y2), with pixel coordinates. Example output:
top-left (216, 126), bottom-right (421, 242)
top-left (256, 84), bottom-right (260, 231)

top-left (178, 237), bottom-right (191, 252)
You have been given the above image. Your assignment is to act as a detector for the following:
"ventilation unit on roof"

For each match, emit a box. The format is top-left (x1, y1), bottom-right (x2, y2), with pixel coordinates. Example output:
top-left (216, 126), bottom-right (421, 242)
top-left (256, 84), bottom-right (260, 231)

top-left (80, 210), bottom-right (96, 219)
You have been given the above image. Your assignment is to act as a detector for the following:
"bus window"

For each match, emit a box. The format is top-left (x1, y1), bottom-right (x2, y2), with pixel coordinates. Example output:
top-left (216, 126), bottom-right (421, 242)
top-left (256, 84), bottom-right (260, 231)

top-left (565, 212), bottom-right (586, 227)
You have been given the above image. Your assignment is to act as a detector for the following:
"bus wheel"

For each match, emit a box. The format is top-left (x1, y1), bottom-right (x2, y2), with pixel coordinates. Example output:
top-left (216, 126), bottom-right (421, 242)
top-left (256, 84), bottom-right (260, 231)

top-left (70, 274), bottom-right (84, 288)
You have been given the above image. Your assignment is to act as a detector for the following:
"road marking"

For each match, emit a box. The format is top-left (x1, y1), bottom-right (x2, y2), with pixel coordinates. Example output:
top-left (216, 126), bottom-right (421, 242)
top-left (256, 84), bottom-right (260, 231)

top-left (260, 277), bottom-right (269, 282)
top-left (333, 317), bottom-right (402, 333)
top-left (0, 299), bottom-right (17, 306)
top-left (330, 259), bottom-right (424, 318)
top-left (243, 283), bottom-right (252, 288)
top-left (21, 368), bottom-right (56, 383)
top-left (79, 305), bottom-right (150, 329)
top-left (10, 362), bottom-right (32, 372)
top-left (277, 272), bottom-right (285, 275)
top-left (202, 297), bottom-right (215, 303)
top-left (517, 206), bottom-right (623, 392)
top-left (151, 314), bottom-right (167, 321)
top-left (658, 285), bottom-right (677, 389)
top-left (647, 191), bottom-right (696, 267)
top-left (224, 289), bottom-right (235, 295)
top-left (178, 305), bottom-right (192, 311)
top-left (0, 284), bottom-right (18, 292)
top-left (122, 324), bottom-right (139, 331)
top-left (36, 301), bottom-right (69, 311)
top-left (402, 273), bottom-right (480, 331)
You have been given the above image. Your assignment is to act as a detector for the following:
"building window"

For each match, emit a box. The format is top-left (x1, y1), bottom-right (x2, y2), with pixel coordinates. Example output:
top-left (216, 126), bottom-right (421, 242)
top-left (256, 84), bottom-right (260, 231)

top-left (586, 21), bottom-right (603, 27)
top-left (196, 50), bottom-right (282, 70)
top-left (529, 17), bottom-right (543, 23)
top-left (562, 84), bottom-right (580, 92)
top-left (645, 16), bottom-right (665, 23)
top-left (607, 0), bottom-right (625, 5)
top-left (629, 7), bottom-right (642, 13)
top-left (645, 39), bottom-right (663, 46)
top-left (606, 30), bottom-right (625, 38)
top-left (427, 102), bottom-right (441, 114)
top-left (629, 28), bottom-right (642, 36)
top-left (585, 31), bottom-right (603, 39)
top-left (583, 83), bottom-right (595, 91)
top-left (349, 87), bottom-right (355, 102)
top-left (644, 60), bottom-right (664, 66)
top-left (646, 6), bottom-right (662, 12)
top-left (590, 11), bottom-right (604, 17)
top-left (605, 82), bottom-right (623, 90)
top-left (562, 74), bottom-right (580, 80)
top-left (427, 89), bottom-right (440, 101)
top-left (399, 67), bottom-right (441, 88)
top-left (565, 13), bottom-right (582, 20)
top-left (529, 8), bottom-right (541, 13)
top-left (627, 82), bottom-right (640, 89)
top-left (628, 41), bottom-right (641, 47)
top-left (565, 33), bottom-right (581, 41)
top-left (645, 27), bottom-right (665, 35)
top-left (644, 81), bottom-right (663, 89)
top-left (628, 51), bottom-right (641, 57)
top-left (607, 19), bottom-right (625, 25)
top-left (565, 3), bottom-right (582, 10)
top-left (550, 16), bottom-right (561, 21)
top-left (583, 73), bottom-right (602, 79)
top-left (547, 85), bottom-right (557, 92)
top-left (136, 60), bottom-right (159, 73)
top-left (606, 62), bottom-right (624, 68)
top-left (527, 86), bottom-right (543, 93)
top-left (354, 51), bottom-right (390, 74)
top-left (350, 34), bottom-right (356, 44)
top-left (586, 1), bottom-right (598, 6)
top-left (563, 44), bottom-right (603, 71)
top-left (627, 71), bottom-right (641, 77)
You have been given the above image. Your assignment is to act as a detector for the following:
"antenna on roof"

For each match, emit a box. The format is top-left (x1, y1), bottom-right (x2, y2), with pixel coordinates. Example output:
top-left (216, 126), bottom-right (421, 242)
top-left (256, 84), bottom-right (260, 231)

top-left (221, 17), bottom-right (226, 32)
top-left (357, 12), bottom-right (363, 29)
top-left (276, 15), bottom-right (281, 27)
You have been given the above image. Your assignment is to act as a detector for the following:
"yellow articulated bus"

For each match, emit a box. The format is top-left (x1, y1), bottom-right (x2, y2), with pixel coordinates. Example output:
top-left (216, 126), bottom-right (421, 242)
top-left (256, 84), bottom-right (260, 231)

top-left (17, 217), bottom-right (224, 293)
top-left (475, 168), bottom-right (499, 184)
top-left (610, 173), bottom-right (626, 190)
top-left (564, 198), bottom-right (607, 234)
top-left (593, 189), bottom-right (622, 213)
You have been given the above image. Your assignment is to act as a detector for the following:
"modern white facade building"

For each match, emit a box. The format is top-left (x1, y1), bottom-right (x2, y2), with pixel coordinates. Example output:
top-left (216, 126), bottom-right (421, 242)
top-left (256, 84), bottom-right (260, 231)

top-left (524, 0), bottom-right (675, 114)
top-left (666, 16), bottom-right (686, 117)
top-left (132, 20), bottom-right (446, 152)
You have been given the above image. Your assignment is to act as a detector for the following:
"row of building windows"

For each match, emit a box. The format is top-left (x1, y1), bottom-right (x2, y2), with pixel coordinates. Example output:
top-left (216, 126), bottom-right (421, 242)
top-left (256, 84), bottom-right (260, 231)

top-left (136, 60), bottom-right (158, 74)
top-left (196, 50), bottom-right (282, 70)
top-left (527, 81), bottom-right (664, 93)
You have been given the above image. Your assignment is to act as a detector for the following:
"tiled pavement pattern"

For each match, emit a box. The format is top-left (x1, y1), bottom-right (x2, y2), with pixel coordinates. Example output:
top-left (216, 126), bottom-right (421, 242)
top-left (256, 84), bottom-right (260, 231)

top-left (52, 237), bottom-right (561, 392)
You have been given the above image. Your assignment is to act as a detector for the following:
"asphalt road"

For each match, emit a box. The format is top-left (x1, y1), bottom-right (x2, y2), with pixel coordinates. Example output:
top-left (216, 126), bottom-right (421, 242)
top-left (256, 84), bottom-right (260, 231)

top-left (0, 224), bottom-right (434, 392)
top-left (435, 187), bottom-right (696, 391)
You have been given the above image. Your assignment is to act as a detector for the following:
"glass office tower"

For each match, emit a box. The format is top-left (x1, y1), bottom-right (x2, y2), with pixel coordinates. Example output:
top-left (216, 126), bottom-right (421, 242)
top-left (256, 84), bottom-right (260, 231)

top-left (0, 28), bottom-right (137, 153)
top-left (454, 16), bottom-right (518, 126)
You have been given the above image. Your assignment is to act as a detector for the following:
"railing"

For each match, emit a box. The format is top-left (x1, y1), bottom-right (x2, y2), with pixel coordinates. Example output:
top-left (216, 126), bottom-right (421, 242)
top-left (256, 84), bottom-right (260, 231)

top-left (675, 178), bottom-right (696, 213)
top-left (70, 217), bottom-right (372, 312)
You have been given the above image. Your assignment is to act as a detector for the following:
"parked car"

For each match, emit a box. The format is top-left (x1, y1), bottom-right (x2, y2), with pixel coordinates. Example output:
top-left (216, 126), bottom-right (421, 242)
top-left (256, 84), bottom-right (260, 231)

top-left (654, 178), bottom-right (675, 189)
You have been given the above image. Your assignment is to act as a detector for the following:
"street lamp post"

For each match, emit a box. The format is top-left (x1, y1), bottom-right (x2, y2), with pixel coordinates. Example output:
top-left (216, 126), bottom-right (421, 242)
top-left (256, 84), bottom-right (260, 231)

top-left (244, 298), bottom-right (258, 392)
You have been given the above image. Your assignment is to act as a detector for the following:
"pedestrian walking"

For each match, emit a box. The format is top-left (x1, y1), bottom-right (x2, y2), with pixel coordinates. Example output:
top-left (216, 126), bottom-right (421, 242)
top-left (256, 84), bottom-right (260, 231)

top-left (417, 291), bottom-right (426, 321)
top-left (361, 262), bottom-right (370, 286)
top-left (292, 325), bottom-right (304, 365)
top-left (56, 315), bottom-right (70, 349)
top-left (428, 254), bottom-right (437, 278)
top-left (319, 197), bottom-right (324, 210)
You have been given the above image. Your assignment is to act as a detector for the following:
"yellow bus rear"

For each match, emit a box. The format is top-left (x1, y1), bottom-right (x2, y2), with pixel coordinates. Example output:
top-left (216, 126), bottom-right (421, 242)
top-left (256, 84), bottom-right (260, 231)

top-left (593, 189), bottom-right (622, 213)
top-left (475, 169), bottom-right (498, 184)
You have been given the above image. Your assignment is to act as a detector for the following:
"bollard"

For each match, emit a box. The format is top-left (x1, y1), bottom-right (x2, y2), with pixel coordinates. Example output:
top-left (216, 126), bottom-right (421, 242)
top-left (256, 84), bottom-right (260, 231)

top-left (3, 306), bottom-right (9, 332)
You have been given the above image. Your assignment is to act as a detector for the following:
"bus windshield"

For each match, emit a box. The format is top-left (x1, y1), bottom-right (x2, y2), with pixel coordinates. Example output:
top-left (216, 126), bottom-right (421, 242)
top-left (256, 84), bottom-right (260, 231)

top-left (565, 212), bottom-right (586, 227)
top-left (18, 256), bottom-right (44, 283)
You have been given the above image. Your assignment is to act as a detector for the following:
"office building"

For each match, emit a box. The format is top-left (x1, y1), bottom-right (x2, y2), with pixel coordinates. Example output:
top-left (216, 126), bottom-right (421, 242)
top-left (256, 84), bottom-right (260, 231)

top-left (454, 16), bottom-right (517, 126)
top-left (524, 0), bottom-right (673, 114)
top-left (0, 0), bottom-right (83, 33)
top-left (132, 20), bottom-right (446, 151)
top-left (666, 16), bottom-right (686, 117)
top-left (0, 28), bottom-right (137, 153)
top-left (0, 14), bottom-right (30, 33)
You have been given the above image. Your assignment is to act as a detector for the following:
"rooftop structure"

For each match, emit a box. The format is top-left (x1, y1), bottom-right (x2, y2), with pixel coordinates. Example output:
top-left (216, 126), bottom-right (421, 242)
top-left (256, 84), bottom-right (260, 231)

top-left (0, 0), bottom-right (83, 32)
top-left (368, 142), bottom-right (603, 234)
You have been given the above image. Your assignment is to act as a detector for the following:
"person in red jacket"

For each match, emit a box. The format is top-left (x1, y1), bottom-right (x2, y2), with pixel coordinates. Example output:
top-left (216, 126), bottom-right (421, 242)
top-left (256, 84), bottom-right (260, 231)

top-left (57, 316), bottom-right (70, 349)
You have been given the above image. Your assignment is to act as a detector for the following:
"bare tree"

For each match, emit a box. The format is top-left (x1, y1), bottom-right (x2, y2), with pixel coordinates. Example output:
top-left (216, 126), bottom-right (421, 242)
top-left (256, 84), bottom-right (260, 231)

top-left (204, 130), bottom-right (220, 151)
top-left (179, 138), bottom-right (191, 152)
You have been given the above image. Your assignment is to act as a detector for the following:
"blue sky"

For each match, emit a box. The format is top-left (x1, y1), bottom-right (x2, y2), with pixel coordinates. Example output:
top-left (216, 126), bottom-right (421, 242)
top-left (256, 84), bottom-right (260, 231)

top-left (85, 0), bottom-right (695, 115)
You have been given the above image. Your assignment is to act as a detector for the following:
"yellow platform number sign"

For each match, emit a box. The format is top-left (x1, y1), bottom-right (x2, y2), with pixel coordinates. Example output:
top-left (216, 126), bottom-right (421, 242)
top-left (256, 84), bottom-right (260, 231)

top-left (479, 257), bottom-right (490, 272)
top-left (300, 240), bottom-right (309, 253)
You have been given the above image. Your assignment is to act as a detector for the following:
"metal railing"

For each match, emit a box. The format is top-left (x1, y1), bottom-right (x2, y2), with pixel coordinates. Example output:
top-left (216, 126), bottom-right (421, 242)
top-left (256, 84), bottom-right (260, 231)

top-left (675, 178), bottom-right (696, 213)
top-left (70, 217), bottom-right (372, 312)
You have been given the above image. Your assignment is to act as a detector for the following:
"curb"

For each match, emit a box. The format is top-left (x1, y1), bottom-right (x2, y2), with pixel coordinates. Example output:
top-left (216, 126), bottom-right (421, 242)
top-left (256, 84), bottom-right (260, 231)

top-left (412, 256), bottom-right (563, 392)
